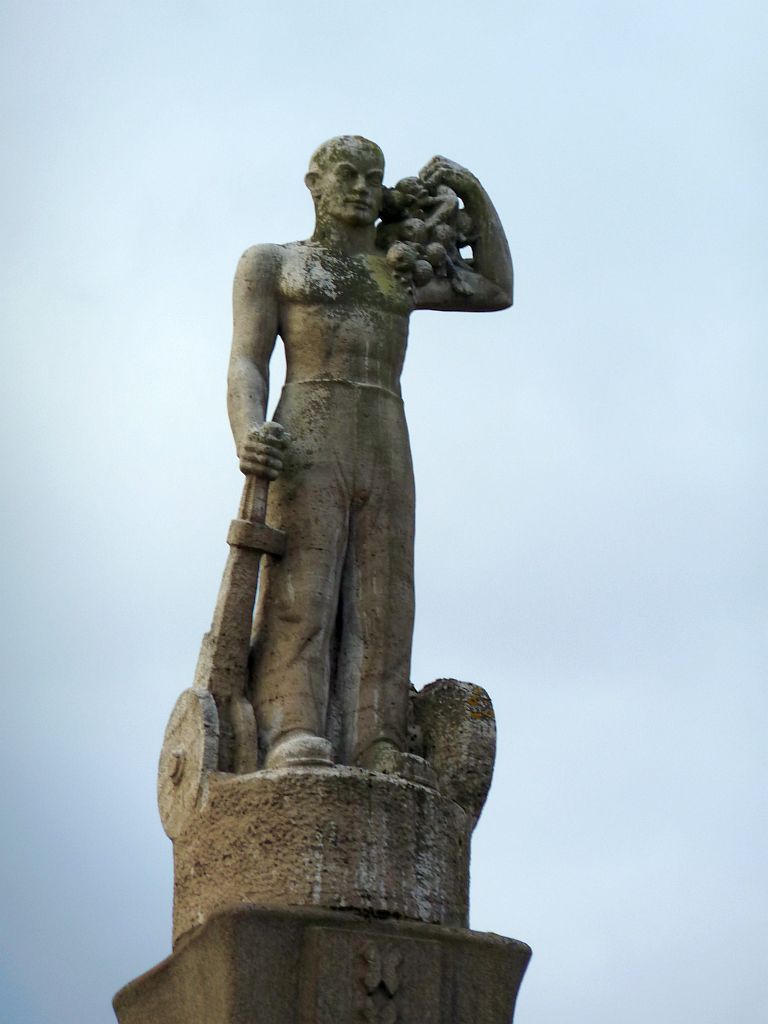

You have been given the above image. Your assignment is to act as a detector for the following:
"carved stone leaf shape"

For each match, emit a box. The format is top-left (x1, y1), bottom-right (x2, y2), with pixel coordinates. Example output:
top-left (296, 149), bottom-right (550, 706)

top-left (381, 948), bottom-right (402, 997)
top-left (361, 941), bottom-right (381, 993)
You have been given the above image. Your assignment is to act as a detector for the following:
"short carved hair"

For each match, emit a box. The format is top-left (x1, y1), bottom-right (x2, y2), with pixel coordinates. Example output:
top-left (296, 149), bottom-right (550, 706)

top-left (307, 136), bottom-right (384, 176)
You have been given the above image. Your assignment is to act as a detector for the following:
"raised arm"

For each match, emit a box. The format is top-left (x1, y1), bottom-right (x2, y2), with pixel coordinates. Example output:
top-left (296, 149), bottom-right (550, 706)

top-left (227, 244), bottom-right (286, 478)
top-left (414, 156), bottom-right (513, 313)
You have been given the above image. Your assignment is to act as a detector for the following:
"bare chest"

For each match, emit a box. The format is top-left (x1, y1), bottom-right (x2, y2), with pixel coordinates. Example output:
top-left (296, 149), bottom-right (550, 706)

top-left (278, 246), bottom-right (412, 316)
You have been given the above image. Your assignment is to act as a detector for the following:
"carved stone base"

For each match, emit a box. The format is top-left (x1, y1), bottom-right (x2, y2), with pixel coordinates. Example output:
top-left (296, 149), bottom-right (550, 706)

top-left (171, 766), bottom-right (471, 943)
top-left (113, 905), bottom-right (531, 1024)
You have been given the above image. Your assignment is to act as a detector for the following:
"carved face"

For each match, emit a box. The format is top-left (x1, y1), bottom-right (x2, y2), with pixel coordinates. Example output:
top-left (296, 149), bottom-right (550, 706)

top-left (307, 141), bottom-right (384, 227)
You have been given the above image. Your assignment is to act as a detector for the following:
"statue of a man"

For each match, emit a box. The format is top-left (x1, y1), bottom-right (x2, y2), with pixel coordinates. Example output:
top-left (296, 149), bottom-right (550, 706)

top-left (227, 136), bottom-right (512, 772)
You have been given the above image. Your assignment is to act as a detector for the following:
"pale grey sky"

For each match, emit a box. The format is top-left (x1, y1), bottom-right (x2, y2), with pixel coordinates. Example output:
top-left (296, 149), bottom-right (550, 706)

top-left (1, 2), bottom-right (766, 1022)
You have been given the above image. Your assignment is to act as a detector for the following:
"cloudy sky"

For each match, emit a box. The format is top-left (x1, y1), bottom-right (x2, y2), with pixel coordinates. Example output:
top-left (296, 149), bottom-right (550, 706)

top-left (1, 2), bottom-right (765, 1022)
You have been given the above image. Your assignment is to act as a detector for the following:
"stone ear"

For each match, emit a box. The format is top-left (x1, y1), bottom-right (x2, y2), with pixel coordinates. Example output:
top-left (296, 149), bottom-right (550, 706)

top-left (304, 171), bottom-right (319, 196)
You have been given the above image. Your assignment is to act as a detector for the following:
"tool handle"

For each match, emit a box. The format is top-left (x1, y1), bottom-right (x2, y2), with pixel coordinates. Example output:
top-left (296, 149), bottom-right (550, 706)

top-left (239, 475), bottom-right (269, 524)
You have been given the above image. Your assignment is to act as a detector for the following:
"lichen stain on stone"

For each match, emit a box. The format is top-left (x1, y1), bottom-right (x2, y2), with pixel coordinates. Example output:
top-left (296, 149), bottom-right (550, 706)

top-left (465, 687), bottom-right (494, 720)
top-left (304, 260), bottom-right (338, 299)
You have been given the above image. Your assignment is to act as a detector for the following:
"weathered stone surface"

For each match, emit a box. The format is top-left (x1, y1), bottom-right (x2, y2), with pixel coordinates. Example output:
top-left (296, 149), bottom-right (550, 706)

top-left (171, 766), bottom-right (471, 944)
top-left (157, 688), bottom-right (219, 840)
top-left (113, 906), bottom-right (531, 1024)
top-left (412, 679), bottom-right (497, 825)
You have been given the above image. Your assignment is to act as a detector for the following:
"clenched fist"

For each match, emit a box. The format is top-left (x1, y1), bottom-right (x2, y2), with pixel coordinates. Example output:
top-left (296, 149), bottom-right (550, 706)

top-left (237, 421), bottom-right (289, 480)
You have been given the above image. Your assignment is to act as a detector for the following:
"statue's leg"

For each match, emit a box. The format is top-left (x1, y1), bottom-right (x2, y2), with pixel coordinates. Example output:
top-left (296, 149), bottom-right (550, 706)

top-left (336, 389), bottom-right (415, 764)
top-left (250, 384), bottom-right (353, 760)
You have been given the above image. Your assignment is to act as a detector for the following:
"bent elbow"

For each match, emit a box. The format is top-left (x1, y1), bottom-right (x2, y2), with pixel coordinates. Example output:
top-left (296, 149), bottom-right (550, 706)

top-left (487, 284), bottom-right (513, 311)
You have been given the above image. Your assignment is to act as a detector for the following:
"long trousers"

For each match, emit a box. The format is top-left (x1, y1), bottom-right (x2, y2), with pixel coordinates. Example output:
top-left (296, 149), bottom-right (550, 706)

top-left (249, 379), bottom-right (415, 764)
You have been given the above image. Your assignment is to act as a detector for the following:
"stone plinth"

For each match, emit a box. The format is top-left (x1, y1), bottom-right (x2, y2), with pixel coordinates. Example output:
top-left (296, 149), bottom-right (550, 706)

top-left (114, 905), bottom-right (531, 1024)
top-left (172, 766), bottom-right (471, 944)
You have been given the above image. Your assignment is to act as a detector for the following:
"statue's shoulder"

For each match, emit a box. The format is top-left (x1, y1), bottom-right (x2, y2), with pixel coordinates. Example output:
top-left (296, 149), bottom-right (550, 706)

top-left (235, 243), bottom-right (288, 285)
top-left (236, 241), bottom-right (318, 281)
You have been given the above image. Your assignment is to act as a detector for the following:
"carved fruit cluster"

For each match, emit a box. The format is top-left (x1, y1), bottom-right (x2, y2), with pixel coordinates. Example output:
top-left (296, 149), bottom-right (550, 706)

top-left (376, 176), bottom-right (475, 295)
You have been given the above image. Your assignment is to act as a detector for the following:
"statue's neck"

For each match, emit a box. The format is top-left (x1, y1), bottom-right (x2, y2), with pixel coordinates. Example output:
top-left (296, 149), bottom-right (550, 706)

top-left (311, 220), bottom-right (376, 256)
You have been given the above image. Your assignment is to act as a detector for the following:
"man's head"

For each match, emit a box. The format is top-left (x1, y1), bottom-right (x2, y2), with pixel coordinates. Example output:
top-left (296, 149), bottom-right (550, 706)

top-left (305, 136), bottom-right (385, 227)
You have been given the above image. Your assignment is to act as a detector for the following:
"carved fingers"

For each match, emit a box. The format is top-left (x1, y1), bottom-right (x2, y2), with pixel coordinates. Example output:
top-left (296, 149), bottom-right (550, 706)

top-left (420, 155), bottom-right (479, 202)
top-left (238, 421), bottom-right (288, 480)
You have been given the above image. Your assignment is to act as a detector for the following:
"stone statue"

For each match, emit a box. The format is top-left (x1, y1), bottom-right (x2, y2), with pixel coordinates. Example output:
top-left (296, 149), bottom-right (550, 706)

top-left (118, 139), bottom-right (530, 1024)
top-left (227, 135), bottom-right (513, 772)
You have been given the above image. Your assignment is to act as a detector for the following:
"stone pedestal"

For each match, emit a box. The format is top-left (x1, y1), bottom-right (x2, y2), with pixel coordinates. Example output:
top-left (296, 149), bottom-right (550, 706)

top-left (117, 680), bottom-right (530, 1022)
top-left (172, 766), bottom-right (471, 943)
top-left (113, 905), bottom-right (531, 1024)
